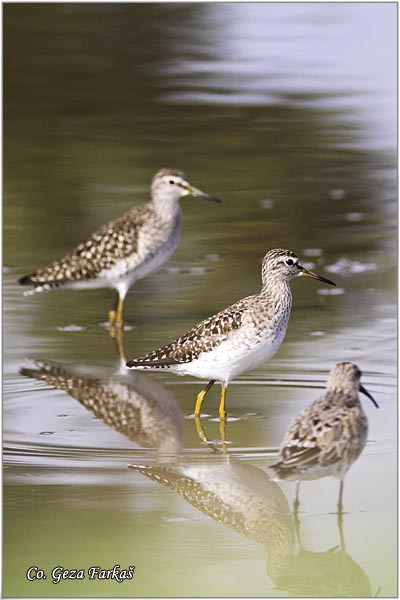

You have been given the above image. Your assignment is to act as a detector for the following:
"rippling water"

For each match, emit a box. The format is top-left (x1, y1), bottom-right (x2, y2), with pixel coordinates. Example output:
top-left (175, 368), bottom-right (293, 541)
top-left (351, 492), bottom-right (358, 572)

top-left (4, 3), bottom-right (397, 597)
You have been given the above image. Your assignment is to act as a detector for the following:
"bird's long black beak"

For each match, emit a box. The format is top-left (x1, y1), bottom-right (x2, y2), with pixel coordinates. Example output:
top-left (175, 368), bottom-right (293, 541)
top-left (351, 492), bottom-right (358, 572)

top-left (300, 266), bottom-right (336, 286)
top-left (185, 184), bottom-right (221, 203)
top-left (360, 384), bottom-right (379, 408)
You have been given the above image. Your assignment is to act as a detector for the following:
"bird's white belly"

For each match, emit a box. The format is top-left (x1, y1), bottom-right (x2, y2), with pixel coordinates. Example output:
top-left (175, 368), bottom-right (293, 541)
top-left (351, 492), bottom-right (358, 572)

top-left (173, 327), bottom-right (287, 384)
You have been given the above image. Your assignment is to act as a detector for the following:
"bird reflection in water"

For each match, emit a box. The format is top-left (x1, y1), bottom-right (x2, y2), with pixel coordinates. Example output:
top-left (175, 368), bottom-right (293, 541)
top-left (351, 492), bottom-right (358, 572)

top-left (20, 357), bottom-right (184, 459)
top-left (130, 454), bottom-right (373, 596)
top-left (20, 355), bottom-right (375, 595)
top-left (273, 510), bottom-right (373, 597)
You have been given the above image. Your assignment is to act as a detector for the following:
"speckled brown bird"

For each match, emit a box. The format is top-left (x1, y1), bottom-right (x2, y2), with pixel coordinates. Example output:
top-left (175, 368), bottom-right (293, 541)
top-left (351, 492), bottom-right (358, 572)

top-left (271, 362), bottom-right (379, 514)
top-left (126, 249), bottom-right (336, 419)
top-left (19, 168), bottom-right (220, 329)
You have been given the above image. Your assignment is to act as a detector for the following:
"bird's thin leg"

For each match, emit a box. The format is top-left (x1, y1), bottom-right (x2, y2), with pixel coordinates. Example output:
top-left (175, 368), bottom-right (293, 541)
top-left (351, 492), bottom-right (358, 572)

top-left (195, 380), bottom-right (215, 417)
top-left (338, 479), bottom-right (344, 520)
top-left (109, 292), bottom-right (119, 332)
top-left (219, 385), bottom-right (227, 420)
top-left (110, 290), bottom-right (126, 336)
top-left (219, 418), bottom-right (228, 455)
top-left (116, 292), bottom-right (125, 330)
top-left (294, 481), bottom-right (301, 515)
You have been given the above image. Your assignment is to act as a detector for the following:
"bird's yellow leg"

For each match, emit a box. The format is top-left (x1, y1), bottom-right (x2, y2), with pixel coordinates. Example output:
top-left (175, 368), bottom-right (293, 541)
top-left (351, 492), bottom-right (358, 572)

top-left (109, 292), bottom-right (119, 335)
top-left (219, 418), bottom-right (228, 454)
top-left (116, 293), bottom-right (125, 329)
top-left (109, 308), bottom-right (117, 330)
top-left (110, 292), bottom-right (125, 336)
top-left (109, 309), bottom-right (116, 327)
top-left (219, 385), bottom-right (227, 421)
top-left (195, 380), bottom-right (215, 417)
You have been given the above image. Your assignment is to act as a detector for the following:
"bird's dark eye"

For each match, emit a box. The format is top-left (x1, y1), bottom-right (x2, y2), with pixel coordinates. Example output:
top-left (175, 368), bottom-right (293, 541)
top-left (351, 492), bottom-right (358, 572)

top-left (169, 180), bottom-right (175, 185)
top-left (286, 258), bottom-right (294, 266)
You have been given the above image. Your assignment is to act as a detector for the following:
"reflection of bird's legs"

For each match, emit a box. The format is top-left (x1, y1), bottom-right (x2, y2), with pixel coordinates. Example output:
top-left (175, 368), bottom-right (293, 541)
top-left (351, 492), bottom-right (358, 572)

top-left (337, 504), bottom-right (346, 553)
top-left (293, 481), bottom-right (301, 537)
top-left (194, 416), bottom-right (223, 455)
top-left (293, 498), bottom-right (304, 551)
top-left (114, 327), bottom-right (126, 367)
top-left (195, 380), bottom-right (215, 417)
top-left (195, 415), bottom-right (209, 443)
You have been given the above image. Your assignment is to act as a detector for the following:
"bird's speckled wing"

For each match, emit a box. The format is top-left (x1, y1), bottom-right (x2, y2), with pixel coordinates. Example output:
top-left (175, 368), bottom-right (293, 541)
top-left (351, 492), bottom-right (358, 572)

top-left (126, 299), bottom-right (250, 367)
top-left (19, 203), bottom-right (153, 292)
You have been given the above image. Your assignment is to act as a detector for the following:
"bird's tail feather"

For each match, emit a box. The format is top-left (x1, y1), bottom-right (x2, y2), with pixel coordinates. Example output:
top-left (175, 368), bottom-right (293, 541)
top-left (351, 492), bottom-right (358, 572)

top-left (19, 274), bottom-right (33, 286)
top-left (126, 360), bottom-right (172, 370)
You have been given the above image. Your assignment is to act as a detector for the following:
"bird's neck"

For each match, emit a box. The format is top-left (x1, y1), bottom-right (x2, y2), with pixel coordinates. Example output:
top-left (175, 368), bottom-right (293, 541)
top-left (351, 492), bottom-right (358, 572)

top-left (326, 388), bottom-right (361, 407)
top-left (152, 196), bottom-right (182, 224)
top-left (256, 281), bottom-right (292, 326)
top-left (260, 279), bottom-right (292, 306)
